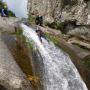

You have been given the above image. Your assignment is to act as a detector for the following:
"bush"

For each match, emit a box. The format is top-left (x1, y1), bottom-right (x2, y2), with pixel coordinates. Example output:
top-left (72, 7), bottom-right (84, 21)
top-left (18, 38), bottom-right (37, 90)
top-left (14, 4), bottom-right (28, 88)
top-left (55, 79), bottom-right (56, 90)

top-left (28, 14), bottom-right (36, 24)
top-left (45, 21), bottom-right (65, 31)
top-left (83, 56), bottom-right (90, 68)
top-left (8, 10), bottom-right (15, 17)
top-left (15, 28), bottom-right (23, 36)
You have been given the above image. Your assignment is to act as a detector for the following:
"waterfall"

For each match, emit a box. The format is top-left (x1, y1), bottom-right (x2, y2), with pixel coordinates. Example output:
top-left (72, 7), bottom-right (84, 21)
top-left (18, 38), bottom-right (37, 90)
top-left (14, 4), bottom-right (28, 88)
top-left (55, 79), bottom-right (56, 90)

top-left (21, 23), bottom-right (88, 90)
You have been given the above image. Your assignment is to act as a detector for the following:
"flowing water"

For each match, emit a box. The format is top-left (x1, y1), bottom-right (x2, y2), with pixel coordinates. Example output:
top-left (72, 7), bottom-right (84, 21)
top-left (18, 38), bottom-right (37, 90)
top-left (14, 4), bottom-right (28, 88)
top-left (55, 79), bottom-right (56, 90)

top-left (21, 23), bottom-right (88, 90)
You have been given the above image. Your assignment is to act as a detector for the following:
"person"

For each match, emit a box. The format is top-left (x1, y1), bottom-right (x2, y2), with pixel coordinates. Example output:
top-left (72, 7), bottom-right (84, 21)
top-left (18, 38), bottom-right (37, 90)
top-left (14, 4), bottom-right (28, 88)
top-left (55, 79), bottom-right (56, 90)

top-left (39, 16), bottom-right (43, 26)
top-left (36, 27), bottom-right (49, 42)
top-left (35, 15), bottom-right (43, 26)
top-left (4, 3), bottom-right (8, 16)
top-left (1, 3), bottom-right (8, 17)
top-left (35, 15), bottom-right (40, 25)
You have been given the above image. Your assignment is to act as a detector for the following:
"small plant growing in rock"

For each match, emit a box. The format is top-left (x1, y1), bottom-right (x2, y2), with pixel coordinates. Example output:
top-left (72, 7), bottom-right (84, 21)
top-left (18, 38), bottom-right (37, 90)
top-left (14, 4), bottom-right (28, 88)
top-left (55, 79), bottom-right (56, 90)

top-left (28, 13), bottom-right (36, 24)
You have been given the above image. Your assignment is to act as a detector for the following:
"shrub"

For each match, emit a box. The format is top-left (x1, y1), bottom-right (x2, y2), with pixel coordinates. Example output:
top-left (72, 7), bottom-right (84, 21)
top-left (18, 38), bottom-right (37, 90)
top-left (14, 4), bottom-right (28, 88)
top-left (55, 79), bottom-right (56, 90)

top-left (83, 56), bottom-right (90, 68)
top-left (8, 10), bottom-right (15, 17)
top-left (28, 14), bottom-right (36, 24)
top-left (45, 21), bottom-right (65, 31)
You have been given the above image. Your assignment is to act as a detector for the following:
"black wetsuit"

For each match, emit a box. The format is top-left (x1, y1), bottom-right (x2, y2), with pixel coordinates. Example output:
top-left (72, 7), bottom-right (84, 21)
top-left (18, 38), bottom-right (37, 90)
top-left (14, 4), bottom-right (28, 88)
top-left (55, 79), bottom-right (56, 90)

top-left (35, 16), bottom-right (43, 26)
top-left (4, 8), bottom-right (8, 16)
top-left (1, 8), bottom-right (8, 17)
top-left (36, 29), bottom-right (49, 42)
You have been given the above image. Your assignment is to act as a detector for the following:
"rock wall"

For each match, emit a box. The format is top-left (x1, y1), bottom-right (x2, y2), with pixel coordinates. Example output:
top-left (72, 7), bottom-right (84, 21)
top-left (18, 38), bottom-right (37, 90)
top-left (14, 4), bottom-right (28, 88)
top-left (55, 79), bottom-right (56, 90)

top-left (0, 35), bottom-right (32, 90)
top-left (28, 0), bottom-right (90, 25)
top-left (60, 0), bottom-right (88, 25)
top-left (28, 0), bottom-right (61, 22)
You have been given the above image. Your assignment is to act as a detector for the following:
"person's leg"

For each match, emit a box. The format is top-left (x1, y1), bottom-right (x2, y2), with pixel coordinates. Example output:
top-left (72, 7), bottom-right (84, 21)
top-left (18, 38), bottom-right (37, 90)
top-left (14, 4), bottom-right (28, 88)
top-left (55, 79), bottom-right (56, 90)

top-left (36, 21), bottom-right (39, 25)
top-left (39, 20), bottom-right (43, 26)
top-left (40, 22), bottom-right (43, 26)
top-left (39, 36), bottom-right (42, 42)
top-left (1, 9), bottom-right (5, 17)
top-left (39, 16), bottom-right (43, 26)
top-left (4, 9), bottom-right (8, 17)
top-left (41, 34), bottom-right (49, 42)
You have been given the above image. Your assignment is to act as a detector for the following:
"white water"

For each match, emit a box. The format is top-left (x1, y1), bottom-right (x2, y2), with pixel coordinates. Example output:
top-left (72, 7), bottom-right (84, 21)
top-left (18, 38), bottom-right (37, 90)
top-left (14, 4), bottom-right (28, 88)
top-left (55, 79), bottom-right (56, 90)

top-left (21, 23), bottom-right (88, 90)
top-left (3, 0), bottom-right (28, 18)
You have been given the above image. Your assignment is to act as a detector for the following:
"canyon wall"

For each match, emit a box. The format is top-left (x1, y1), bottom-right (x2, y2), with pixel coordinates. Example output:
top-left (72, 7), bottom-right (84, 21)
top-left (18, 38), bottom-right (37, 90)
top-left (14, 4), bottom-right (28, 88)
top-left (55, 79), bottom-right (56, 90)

top-left (28, 0), bottom-right (90, 25)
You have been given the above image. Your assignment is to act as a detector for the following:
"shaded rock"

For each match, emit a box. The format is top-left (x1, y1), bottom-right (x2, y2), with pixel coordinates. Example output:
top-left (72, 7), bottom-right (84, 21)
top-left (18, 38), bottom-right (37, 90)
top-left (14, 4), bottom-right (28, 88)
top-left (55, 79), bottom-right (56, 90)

top-left (0, 35), bottom-right (32, 90)
top-left (67, 26), bottom-right (90, 41)
top-left (61, 0), bottom-right (88, 25)
top-left (68, 37), bottom-right (90, 50)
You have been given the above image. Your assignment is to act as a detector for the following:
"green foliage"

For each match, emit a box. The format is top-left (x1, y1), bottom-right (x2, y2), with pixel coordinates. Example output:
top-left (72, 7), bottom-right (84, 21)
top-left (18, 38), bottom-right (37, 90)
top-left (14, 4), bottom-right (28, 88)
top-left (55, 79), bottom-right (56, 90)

top-left (56, 22), bottom-right (65, 30)
top-left (8, 10), bottom-right (15, 17)
top-left (83, 57), bottom-right (90, 68)
top-left (15, 28), bottom-right (23, 36)
top-left (28, 41), bottom-right (34, 50)
top-left (15, 28), bottom-right (35, 50)
top-left (45, 21), bottom-right (64, 31)
top-left (45, 32), bottom-right (59, 46)
top-left (28, 14), bottom-right (36, 24)
top-left (23, 37), bottom-right (35, 51)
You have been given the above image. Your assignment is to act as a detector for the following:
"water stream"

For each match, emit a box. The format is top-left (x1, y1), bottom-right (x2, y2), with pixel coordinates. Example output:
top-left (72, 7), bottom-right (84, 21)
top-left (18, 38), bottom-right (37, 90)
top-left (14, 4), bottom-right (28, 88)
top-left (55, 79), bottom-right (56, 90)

top-left (21, 23), bottom-right (88, 90)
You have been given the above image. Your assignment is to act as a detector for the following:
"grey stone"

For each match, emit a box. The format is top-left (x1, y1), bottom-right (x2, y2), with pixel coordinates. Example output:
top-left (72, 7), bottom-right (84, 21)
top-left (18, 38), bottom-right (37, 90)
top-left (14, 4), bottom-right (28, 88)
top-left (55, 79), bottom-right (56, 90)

top-left (0, 35), bottom-right (32, 90)
top-left (28, 0), bottom-right (90, 25)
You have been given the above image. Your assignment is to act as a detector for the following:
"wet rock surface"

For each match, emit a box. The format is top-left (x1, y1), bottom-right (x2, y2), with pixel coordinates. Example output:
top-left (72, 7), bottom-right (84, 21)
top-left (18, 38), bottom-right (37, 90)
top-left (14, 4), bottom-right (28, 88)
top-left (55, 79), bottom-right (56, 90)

top-left (0, 34), bottom-right (32, 90)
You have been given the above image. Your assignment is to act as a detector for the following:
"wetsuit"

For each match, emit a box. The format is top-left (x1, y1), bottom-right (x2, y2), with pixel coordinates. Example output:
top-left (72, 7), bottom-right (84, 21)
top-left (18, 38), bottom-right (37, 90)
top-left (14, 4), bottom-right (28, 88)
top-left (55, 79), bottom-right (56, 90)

top-left (36, 29), bottom-right (49, 42)
top-left (35, 16), bottom-right (43, 26)
top-left (1, 6), bottom-right (8, 17)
